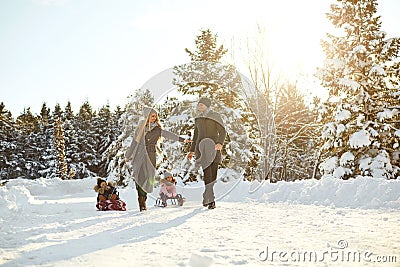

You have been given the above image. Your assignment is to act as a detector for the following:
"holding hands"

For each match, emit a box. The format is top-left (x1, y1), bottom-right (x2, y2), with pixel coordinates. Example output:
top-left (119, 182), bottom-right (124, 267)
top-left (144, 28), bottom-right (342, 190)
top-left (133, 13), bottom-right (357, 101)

top-left (186, 151), bottom-right (194, 160)
top-left (215, 143), bottom-right (222, 151)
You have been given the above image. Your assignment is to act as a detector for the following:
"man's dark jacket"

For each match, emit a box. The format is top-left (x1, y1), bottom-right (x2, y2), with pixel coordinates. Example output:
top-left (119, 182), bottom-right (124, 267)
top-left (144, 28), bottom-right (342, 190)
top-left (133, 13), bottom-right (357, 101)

top-left (190, 110), bottom-right (226, 164)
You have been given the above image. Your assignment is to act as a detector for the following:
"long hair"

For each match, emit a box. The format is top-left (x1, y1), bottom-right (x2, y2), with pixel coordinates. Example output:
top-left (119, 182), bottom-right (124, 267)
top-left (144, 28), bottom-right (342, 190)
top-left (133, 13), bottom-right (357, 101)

top-left (135, 111), bottom-right (163, 144)
top-left (145, 112), bottom-right (162, 130)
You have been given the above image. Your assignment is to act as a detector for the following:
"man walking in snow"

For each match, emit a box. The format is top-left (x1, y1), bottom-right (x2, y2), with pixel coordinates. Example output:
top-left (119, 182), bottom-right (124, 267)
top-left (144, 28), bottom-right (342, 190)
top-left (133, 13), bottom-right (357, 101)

top-left (187, 97), bottom-right (226, 209)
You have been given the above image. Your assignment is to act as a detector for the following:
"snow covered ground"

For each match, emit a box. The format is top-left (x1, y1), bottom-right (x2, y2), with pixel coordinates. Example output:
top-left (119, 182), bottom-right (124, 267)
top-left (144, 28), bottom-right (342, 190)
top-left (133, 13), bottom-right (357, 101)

top-left (1, 176), bottom-right (399, 266)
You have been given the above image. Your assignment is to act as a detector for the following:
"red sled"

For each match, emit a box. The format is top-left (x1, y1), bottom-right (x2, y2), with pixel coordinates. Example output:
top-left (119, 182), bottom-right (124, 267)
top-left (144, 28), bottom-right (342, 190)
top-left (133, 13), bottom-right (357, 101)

top-left (96, 199), bottom-right (126, 211)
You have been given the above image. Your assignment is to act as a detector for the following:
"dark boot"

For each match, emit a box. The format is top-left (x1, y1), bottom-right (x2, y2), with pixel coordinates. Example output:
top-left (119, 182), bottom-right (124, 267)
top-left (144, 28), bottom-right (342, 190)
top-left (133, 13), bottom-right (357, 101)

top-left (177, 195), bottom-right (184, 206)
top-left (207, 201), bottom-right (216, 209)
top-left (136, 184), bottom-right (147, 211)
top-left (142, 195), bottom-right (147, 211)
top-left (138, 195), bottom-right (147, 211)
top-left (137, 197), bottom-right (143, 211)
top-left (160, 193), bottom-right (167, 207)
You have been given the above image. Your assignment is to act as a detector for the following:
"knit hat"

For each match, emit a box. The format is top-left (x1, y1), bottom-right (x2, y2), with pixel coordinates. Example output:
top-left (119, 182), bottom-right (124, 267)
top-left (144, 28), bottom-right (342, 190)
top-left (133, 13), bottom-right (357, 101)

top-left (97, 178), bottom-right (106, 187)
top-left (163, 171), bottom-right (173, 179)
top-left (198, 97), bottom-right (211, 107)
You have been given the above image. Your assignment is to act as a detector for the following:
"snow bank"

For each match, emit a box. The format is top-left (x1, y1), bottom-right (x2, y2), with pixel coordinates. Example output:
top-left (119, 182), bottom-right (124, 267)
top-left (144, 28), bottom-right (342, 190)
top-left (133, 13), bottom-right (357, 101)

top-left (0, 185), bottom-right (33, 222)
top-left (0, 177), bottom-right (95, 224)
top-left (0, 176), bottom-right (398, 223)
top-left (219, 176), bottom-right (400, 209)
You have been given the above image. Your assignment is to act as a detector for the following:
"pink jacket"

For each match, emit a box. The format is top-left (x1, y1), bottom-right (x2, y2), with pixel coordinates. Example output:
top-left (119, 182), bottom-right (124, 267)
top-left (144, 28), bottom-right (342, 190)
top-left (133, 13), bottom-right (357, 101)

top-left (159, 179), bottom-right (177, 198)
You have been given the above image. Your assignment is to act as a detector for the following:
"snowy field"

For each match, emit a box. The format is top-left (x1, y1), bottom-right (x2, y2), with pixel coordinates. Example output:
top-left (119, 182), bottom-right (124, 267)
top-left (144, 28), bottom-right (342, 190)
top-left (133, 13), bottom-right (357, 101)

top-left (1, 175), bottom-right (399, 266)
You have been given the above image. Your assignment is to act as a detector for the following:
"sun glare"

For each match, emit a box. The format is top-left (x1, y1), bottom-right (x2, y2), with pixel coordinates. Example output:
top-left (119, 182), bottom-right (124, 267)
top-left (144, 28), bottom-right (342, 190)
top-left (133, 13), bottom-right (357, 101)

top-left (216, 1), bottom-right (331, 97)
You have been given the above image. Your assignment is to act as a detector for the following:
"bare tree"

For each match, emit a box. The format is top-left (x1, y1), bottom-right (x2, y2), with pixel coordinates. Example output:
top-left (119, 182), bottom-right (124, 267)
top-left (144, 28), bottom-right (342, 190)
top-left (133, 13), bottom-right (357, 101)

top-left (232, 23), bottom-right (322, 181)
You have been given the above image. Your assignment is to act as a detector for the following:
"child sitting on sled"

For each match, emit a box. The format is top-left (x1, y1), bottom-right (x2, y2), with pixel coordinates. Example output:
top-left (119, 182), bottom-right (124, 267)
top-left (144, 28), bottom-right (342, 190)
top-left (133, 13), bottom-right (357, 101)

top-left (94, 178), bottom-right (126, 211)
top-left (158, 171), bottom-right (184, 207)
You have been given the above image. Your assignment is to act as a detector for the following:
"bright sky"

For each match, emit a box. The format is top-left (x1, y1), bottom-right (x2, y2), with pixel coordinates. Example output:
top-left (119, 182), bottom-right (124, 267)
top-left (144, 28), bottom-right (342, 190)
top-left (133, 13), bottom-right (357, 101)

top-left (1, 0), bottom-right (399, 116)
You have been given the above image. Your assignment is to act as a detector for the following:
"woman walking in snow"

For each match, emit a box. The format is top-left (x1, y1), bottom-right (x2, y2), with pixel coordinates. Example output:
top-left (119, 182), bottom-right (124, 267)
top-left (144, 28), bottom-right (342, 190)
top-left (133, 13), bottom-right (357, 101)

top-left (125, 106), bottom-right (189, 211)
top-left (186, 97), bottom-right (226, 209)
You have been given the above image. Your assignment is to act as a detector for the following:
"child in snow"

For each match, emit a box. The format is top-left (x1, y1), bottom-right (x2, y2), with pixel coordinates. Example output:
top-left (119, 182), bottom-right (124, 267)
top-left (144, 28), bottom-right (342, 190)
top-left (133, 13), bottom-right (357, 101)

top-left (94, 178), bottom-right (126, 211)
top-left (158, 171), bottom-right (184, 207)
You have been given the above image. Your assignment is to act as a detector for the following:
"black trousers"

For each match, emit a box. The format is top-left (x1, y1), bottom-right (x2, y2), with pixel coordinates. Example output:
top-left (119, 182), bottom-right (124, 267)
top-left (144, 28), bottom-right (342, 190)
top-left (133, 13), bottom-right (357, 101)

top-left (202, 161), bottom-right (219, 205)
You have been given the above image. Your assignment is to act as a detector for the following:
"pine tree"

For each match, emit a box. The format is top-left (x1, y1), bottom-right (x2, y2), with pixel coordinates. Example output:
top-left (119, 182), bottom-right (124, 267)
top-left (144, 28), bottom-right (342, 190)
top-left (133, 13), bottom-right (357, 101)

top-left (15, 108), bottom-right (41, 179)
top-left (37, 103), bottom-right (54, 178)
top-left (317, 0), bottom-right (400, 179)
top-left (72, 101), bottom-right (96, 178)
top-left (63, 101), bottom-right (76, 178)
top-left (102, 105), bottom-right (123, 178)
top-left (0, 103), bottom-right (19, 180)
top-left (172, 29), bottom-right (262, 180)
top-left (54, 116), bottom-right (67, 179)
top-left (53, 103), bottom-right (63, 120)
top-left (64, 101), bottom-right (74, 121)
top-left (16, 107), bottom-right (39, 135)
top-left (185, 29), bottom-right (227, 62)
top-left (91, 104), bottom-right (119, 177)
top-left (173, 28), bottom-right (239, 107)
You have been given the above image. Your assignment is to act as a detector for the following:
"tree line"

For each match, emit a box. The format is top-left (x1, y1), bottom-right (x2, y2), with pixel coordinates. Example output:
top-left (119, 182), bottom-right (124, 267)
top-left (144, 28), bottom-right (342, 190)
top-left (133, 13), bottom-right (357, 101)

top-left (0, 101), bottom-right (123, 181)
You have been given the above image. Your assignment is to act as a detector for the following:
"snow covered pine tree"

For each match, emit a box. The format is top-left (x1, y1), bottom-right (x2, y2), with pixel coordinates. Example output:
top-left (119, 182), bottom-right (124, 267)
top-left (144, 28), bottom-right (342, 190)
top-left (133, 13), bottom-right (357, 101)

top-left (317, 0), bottom-right (400, 179)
